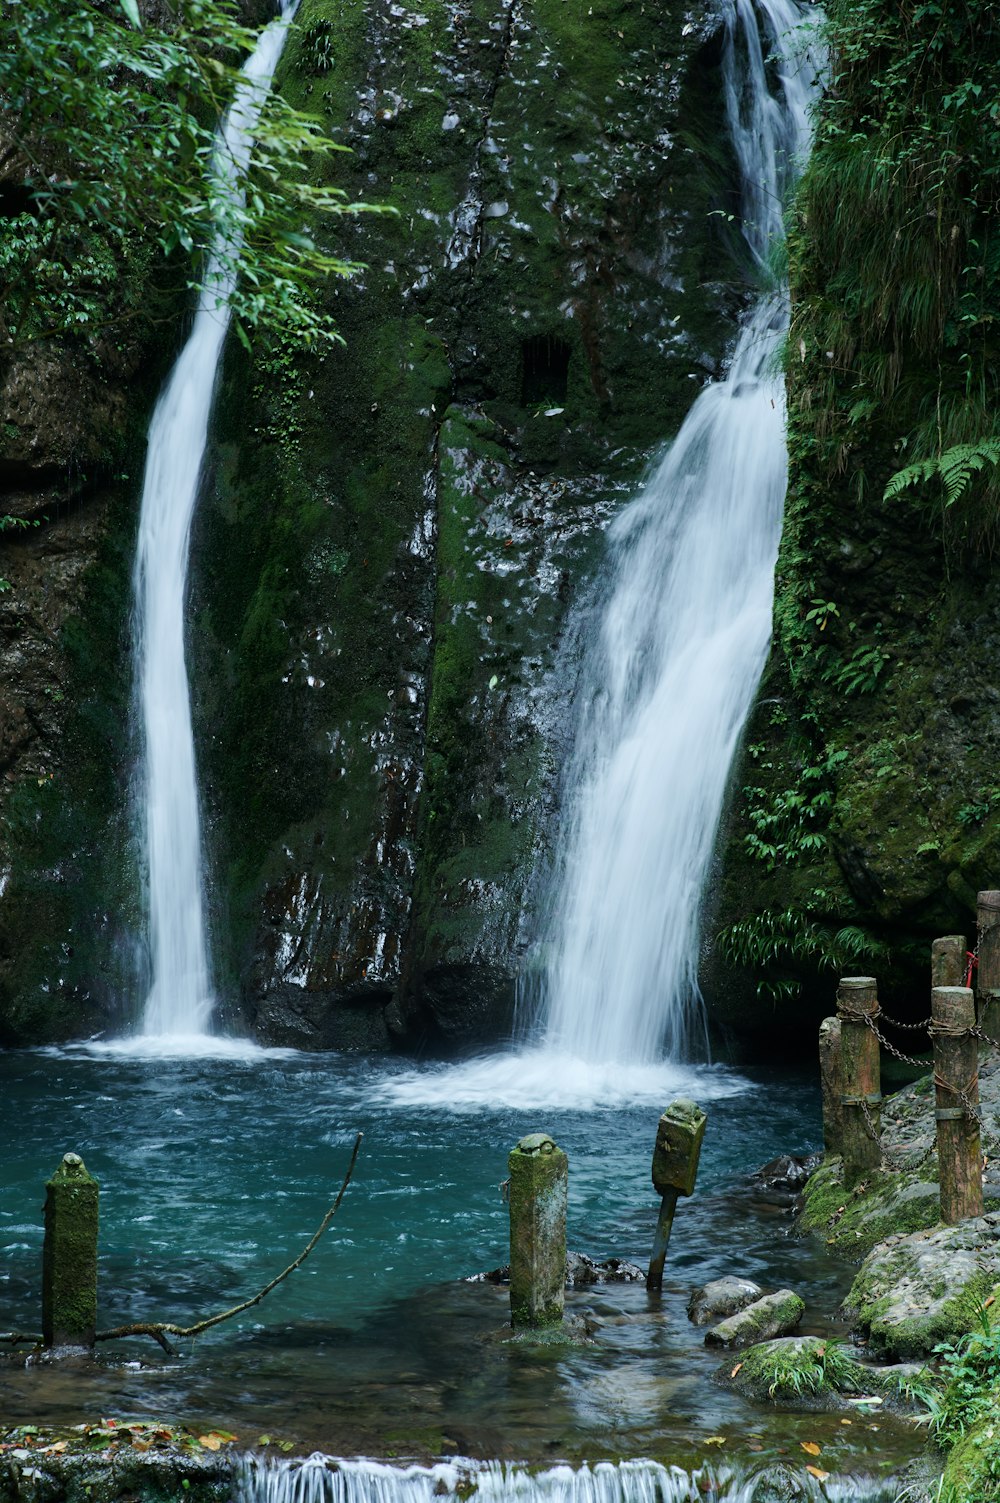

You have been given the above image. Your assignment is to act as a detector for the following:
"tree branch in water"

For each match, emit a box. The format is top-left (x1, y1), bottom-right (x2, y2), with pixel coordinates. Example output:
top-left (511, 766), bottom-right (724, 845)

top-left (94, 1130), bottom-right (364, 1352)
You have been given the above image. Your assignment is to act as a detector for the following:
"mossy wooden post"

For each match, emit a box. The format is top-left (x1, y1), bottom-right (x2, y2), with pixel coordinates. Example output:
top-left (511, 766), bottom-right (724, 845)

top-left (932, 935), bottom-right (966, 989)
top-left (836, 977), bottom-right (881, 1189)
top-left (646, 1097), bottom-right (706, 1292)
top-left (508, 1132), bottom-right (567, 1329)
top-left (977, 891), bottom-right (1000, 1041)
top-left (819, 1016), bottom-right (842, 1156)
top-left (42, 1152), bottom-right (99, 1348)
top-left (931, 986), bottom-right (983, 1224)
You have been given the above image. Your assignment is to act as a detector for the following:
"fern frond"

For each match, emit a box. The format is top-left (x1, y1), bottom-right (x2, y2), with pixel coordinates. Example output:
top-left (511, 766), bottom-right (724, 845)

top-left (884, 439), bottom-right (1000, 505)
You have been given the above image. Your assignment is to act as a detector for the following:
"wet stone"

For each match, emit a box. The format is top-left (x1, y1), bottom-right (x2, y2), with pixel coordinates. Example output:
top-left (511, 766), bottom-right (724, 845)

top-left (704, 1290), bottom-right (805, 1350)
top-left (687, 1275), bottom-right (764, 1326)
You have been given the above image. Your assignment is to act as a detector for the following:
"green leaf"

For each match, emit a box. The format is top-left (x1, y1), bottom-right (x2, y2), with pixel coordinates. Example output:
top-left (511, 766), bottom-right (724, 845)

top-left (116, 0), bottom-right (142, 27)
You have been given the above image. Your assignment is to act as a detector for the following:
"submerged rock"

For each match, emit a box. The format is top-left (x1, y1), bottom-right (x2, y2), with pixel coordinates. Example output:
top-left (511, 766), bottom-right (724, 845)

top-left (470, 1252), bottom-right (645, 1287)
top-left (687, 1275), bottom-right (763, 1326)
top-left (749, 1154), bottom-right (819, 1196)
top-left (704, 1290), bottom-right (805, 1349)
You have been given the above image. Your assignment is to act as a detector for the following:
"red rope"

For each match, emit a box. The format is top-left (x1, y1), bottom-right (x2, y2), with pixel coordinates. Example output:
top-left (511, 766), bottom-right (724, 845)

top-left (966, 951), bottom-right (979, 988)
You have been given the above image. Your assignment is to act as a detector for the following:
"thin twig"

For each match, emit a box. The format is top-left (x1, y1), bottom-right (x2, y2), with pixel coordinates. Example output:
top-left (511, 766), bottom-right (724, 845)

top-left (95, 1131), bottom-right (363, 1350)
top-left (0, 1332), bottom-right (42, 1346)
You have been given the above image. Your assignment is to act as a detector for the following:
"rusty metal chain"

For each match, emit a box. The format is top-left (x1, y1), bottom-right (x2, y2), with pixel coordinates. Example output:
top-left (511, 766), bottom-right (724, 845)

top-left (875, 1012), bottom-right (933, 1033)
top-left (858, 1093), bottom-right (892, 1168)
top-left (862, 1011), bottom-right (929, 1072)
top-left (970, 1022), bottom-right (1000, 1055)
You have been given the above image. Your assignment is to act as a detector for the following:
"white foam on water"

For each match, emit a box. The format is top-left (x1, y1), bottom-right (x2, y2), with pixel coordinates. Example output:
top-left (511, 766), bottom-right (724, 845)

top-left (369, 1047), bottom-right (748, 1112)
top-left (237, 1452), bottom-right (905, 1503)
top-left (39, 1034), bottom-right (299, 1063)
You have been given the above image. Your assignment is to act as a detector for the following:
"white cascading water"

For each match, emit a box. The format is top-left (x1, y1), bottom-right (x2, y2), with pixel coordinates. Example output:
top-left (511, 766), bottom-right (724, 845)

top-left (539, 0), bottom-right (823, 1066)
top-left (236, 1453), bottom-right (902, 1503)
top-left (133, 4), bottom-right (295, 1039)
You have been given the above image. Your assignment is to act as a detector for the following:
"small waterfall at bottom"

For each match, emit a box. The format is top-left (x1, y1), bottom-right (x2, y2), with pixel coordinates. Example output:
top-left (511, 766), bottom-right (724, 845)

top-left (235, 1455), bottom-right (905, 1503)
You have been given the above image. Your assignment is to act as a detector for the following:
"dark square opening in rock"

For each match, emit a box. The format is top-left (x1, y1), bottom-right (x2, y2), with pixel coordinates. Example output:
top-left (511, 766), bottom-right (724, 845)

top-left (520, 334), bottom-right (571, 407)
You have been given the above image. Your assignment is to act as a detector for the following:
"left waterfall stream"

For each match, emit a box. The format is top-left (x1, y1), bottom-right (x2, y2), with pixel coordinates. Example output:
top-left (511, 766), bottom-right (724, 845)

top-left (131, 2), bottom-right (296, 1042)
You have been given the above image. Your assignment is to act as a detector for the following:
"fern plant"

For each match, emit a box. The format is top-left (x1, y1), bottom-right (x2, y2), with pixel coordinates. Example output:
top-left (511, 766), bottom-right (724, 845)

top-left (884, 439), bottom-right (1000, 507)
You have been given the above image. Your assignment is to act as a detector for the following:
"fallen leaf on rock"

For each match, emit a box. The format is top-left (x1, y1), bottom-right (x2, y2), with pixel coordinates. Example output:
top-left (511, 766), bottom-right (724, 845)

top-left (730, 1363), bottom-right (743, 1378)
top-left (800, 1441), bottom-right (821, 1456)
top-left (805, 1466), bottom-right (830, 1482)
top-left (704, 1437), bottom-right (726, 1447)
top-left (198, 1435), bottom-right (223, 1451)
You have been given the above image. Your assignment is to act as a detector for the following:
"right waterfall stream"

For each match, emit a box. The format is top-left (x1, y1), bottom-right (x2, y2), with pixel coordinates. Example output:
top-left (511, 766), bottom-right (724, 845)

top-left (539, 0), bottom-right (824, 1066)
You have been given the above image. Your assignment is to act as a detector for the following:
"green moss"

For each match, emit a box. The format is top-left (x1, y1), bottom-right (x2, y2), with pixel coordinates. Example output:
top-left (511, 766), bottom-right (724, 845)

top-left (800, 1157), bottom-right (941, 1259)
top-left (186, 0), bottom-right (742, 1039)
top-left (734, 1336), bottom-right (869, 1402)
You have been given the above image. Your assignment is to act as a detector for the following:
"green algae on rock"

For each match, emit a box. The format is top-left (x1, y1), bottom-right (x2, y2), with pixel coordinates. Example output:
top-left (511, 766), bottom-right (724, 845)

top-left (844, 1217), bottom-right (1000, 1362)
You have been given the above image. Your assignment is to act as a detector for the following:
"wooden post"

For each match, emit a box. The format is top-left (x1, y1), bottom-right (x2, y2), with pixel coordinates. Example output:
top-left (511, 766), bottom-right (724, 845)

top-left (931, 986), bottom-right (983, 1224)
top-left (836, 977), bottom-right (881, 1189)
top-left (819, 1016), bottom-right (843, 1156)
top-left (646, 1097), bottom-right (706, 1292)
top-left (977, 891), bottom-right (1000, 1041)
top-left (42, 1153), bottom-right (99, 1349)
top-left (932, 935), bottom-right (967, 989)
top-left (508, 1132), bottom-right (568, 1329)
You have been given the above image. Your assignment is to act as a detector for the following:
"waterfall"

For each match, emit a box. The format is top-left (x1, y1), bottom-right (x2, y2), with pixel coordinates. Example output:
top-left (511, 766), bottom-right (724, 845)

top-left (235, 1453), bottom-right (903, 1503)
top-left (132, 4), bottom-right (295, 1039)
top-left (539, 0), bottom-right (823, 1065)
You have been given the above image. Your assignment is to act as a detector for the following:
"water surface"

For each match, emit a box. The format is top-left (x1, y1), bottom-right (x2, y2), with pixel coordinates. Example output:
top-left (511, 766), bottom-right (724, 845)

top-left (0, 1052), bottom-right (922, 1477)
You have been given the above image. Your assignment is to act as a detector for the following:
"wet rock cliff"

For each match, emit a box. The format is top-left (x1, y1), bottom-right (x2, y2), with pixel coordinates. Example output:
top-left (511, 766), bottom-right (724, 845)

top-left (0, 0), bottom-right (743, 1045)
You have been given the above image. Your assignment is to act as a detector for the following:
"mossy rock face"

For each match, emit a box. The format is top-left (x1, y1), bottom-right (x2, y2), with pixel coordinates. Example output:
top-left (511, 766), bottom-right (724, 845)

top-left (701, 1), bottom-right (1000, 1055)
top-left (799, 1157), bottom-right (942, 1260)
top-left (844, 1215), bottom-right (1000, 1361)
top-left (0, 238), bottom-right (183, 1045)
top-left (941, 1408), bottom-right (1000, 1503)
top-left (191, 0), bottom-right (744, 1047)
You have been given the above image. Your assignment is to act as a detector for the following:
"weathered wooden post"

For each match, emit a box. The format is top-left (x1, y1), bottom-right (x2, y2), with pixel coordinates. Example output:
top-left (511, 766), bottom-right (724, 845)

top-left (819, 1016), bottom-right (843, 1156)
top-left (932, 935), bottom-right (967, 989)
top-left (976, 891), bottom-right (1000, 1040)
top-left (931, 986), bottom-right (983, 1224)
top-left (646, 1097), bottom-right (706, 1293)
top-left (42, 1152), bottom-right (99, 1349)
top-left (836, 977), bottom-right (882, 1188)
top-left (508, 1132), bottom-right (568, 1329)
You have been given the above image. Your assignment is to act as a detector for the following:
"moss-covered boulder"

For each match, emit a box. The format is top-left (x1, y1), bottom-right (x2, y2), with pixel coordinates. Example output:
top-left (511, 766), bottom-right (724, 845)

top-left (844, 1216), bottom-right (1000, 1361)
top-left (704, 1290), bottom-right (805, 1350)
top-left (940, 1403), bottom-right (1000, 1502)
top-left (724, 1335), bottom-right (869, 1405)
